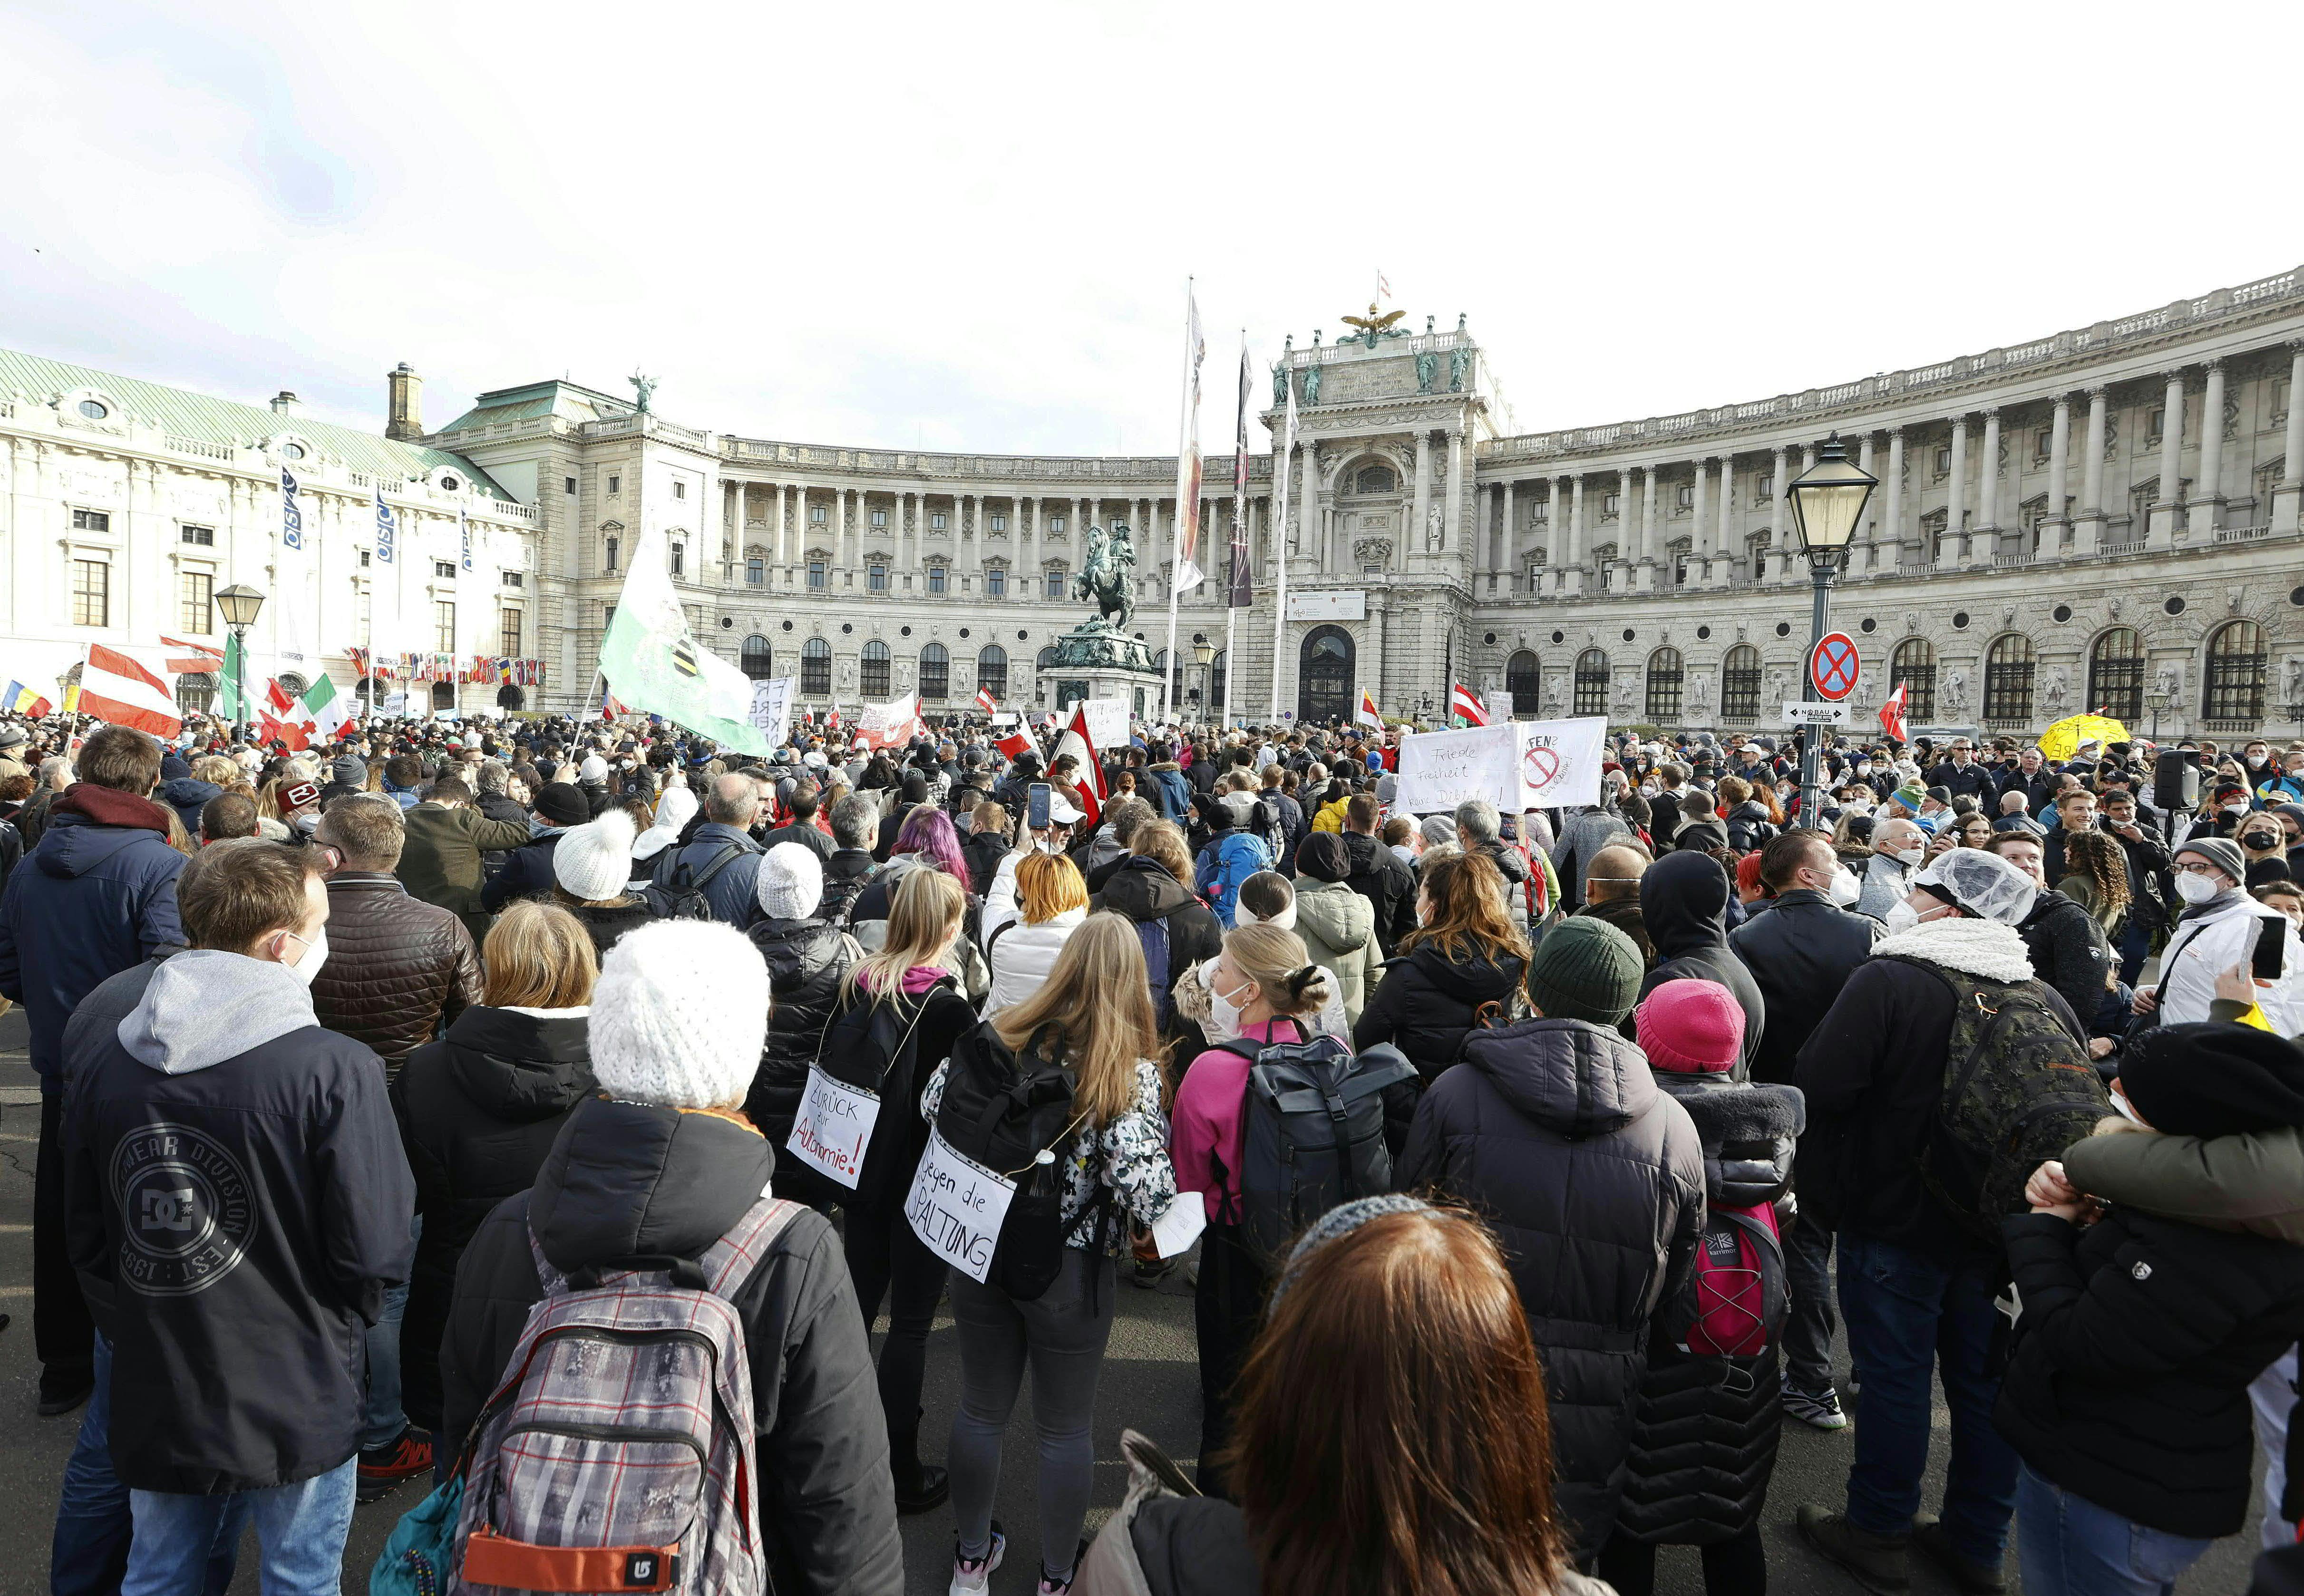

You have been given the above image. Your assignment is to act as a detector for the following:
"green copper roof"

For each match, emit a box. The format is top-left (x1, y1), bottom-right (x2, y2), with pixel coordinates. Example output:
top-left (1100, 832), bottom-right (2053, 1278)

top-left (435, 378), bottom-right (635, 436)
top-left (0, 347), bottom-right (511, 501)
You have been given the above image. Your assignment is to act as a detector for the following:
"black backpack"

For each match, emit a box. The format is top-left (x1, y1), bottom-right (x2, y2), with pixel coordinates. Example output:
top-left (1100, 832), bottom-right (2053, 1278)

top-left (1877, 953), bottom-right (2114, 1240)
top-left (641, 841), bottom-right (747, 922)
top-left (932, 1022), bottom-right (1116, 1300)
top-left (1217, 1021), bottom-right (1416, 1262)
top-left (816, 977), bottom-right (955, 1205)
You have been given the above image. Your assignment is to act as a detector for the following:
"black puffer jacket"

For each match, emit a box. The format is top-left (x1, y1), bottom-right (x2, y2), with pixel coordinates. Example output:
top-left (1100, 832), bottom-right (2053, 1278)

top-left (821, 847), bottom-right (877, 924)
top-left (439, 1097), bottom-right (904, 1596)
top-left (1639, 852), bottom-right (1764, 1074)
top-left (1722, 800), bottom-right (1778, 856)
top-left (391, 1005), bottom-right (593, 1434)
top-left (1397, 1018), bottom-right (1704, 1557)
top-left (1616, 1074), bottom-right (1804, 1546)
top-left (1726, 888), bottom-right (1877, 1086)
top-left (745, 916), bottom-right (857, 1150)
top-left (1351, 942), bottom-right (1527, 1087)
top-left (1996, 1207), bottom-right (2304, 1539)
top-left (2013, 888), bottom-right (2115, 1022)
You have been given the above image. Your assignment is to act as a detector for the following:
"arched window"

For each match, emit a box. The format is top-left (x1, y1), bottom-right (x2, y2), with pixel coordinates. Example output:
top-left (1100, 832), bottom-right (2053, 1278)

top-left (175, 673), bottom-right (217, 715)
top-left (1721, 645), bottom-right (1761, 721)
top-left (1035, 646), bottom-right (1059, 671)
top-left (1505, 650), bottom-right (1541, 715)
top-left (2088, 629), bottom-right (2144, 724)
top-left (800, 637), bottom-right (831, 696)
top-left (1297, 626), bottom-right (1354, 722)
top-left (860, 639), bottom-right (891, 698)
top-left (2204, 620), bottom-right (2267, 725)
top-left (1983, 634), bottom-right (2036, 725)
top-left (1645, 647), bottom-right (1683, 723)
top-left (1891, 638), bottom-right (1937, 724)
top-left (919, 643), bottom-right (949, 700)
top-left (1154, 651), bottom-right (1186, 703)
top-left (1573, 649), bottom-right (1609, 717)
top-left (977, 644), bottom-right (1009, 700)
top-left (1353, 465), bottom-right (1396, 494)
top-left (496, 684), bottom-right (525, 710)
top-left (277, 672), bottom-right (308, 699)
top-left (430, 680), bottom-right (455, 710)
top-left (739, 634), bottom-right (772, 679)
top-left (1210, 649), bottom-right (1227, 710)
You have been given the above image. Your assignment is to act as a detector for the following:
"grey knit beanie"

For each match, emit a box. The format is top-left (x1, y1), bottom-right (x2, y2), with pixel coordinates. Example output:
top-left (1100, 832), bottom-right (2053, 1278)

top-left (2173, 834), bottom-right (2246, 887)
top-left (1267, 1194), bottom-right (1435, 1312)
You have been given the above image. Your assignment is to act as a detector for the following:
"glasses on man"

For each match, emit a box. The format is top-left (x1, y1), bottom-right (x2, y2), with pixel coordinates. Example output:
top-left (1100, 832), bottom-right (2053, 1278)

top-left (2173, 861), bottom-right (2225, 876)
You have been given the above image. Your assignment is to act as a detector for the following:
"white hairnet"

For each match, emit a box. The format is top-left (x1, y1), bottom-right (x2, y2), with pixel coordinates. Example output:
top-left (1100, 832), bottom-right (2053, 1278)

top-left (1913, 847), bottom-right (2037, 927)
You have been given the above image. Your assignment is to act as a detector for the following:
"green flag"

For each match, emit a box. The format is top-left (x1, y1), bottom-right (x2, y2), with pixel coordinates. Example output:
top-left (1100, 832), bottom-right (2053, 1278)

top-left (218, 630), bottom-right (247, 722)
top-left (597, 525), bottom-right (768, 755)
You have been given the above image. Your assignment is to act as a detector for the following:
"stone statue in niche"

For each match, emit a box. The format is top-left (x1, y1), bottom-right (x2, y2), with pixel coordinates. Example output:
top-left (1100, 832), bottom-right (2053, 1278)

top-left (1943, 667), bottom-right (1971, 715)
top-left (2042, 667), bottom-right (2071, 719)
top-left (1612, 674), bottom-right (1639, 715)
top-left (2154, 663), bottom-right (2182, 703)
top-left (2284, 655), bottom-right (2304, 707)
top-left (1686, 672), bottom-right (1713, 717)
top-left (1764, 667), bottom-right (1790, 707)
top-left (1543, 674), bottom-right (1566, 713)
top-left (1426, 505), bottom-right (1443, 551)
top-left (1416, 350), bottom-right (1438, 394)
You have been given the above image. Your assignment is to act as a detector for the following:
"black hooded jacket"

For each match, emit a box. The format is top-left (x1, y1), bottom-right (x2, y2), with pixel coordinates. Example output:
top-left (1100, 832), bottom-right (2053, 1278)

top-left (1397, 1018), bottom-right (1704, 1557)
top-left (1351, 942), bottom-right (1527, 1087)
top-left (745, 916), bottom-right (857, 1151)
top-left (1340, 829), bottom-right (1416, 956)
top-left (440, 1097), bottom-right (903, 1596)
top-left (1639, 851), bottom-right (1765, 1074)
top-left (1726, 887), bottom-right (1878, 1086)
top-left (392, 1005), bottom-right (594, 1434)
top-left (1092, 854), bottom-right (1224, 981)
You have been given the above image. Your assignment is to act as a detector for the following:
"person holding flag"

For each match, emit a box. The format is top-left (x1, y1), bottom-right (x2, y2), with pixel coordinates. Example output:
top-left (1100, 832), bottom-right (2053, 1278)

top-left (1879, 680), bottom-right (1909, 745)
top-left (1355, 687), bottom-right (1383, 731)
top-left (975, 685), bottom-right (998, 716)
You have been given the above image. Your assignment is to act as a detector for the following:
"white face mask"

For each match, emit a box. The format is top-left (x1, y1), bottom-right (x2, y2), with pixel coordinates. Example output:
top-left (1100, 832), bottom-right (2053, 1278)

top-left (1205, 962), bottom-right (1255, 1044)
top-left (2175, 872), bottom-right (2223, 905)
top-left (2226, 802), bottom-right (2251, 818)
top-left (1890, 842), bottom-right (1925, 865)
top-left (277, 926), bottom-right (328, 985)
top-left (1828, 866), bottom-right (1863, 907)
top-left (1881, 900), bottom-right (1922, 936)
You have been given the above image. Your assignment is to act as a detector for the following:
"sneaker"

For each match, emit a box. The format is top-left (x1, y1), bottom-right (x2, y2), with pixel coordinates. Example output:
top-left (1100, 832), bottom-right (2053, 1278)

top-left (1796, 1506), bottom-right (1910, 1596)
top-left (356, 1427), bottom-right (434, 1503)
top-left (1911, 1514), bottom-right (2007, 1595)
top-left (948, 1522), bottom-right (1006, 1596)
top-left (1132, 1256), bottom-right (1178, 1289)
top-left (1038, 1537), bottom-right (1089, 1595)
top-left (1782, 1383), bottom-right (1851, 1431)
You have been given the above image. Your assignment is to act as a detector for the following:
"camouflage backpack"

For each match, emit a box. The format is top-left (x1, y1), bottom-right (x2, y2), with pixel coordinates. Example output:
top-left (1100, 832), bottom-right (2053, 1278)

top-left (1877, 954), bottom-right (2113, 1241)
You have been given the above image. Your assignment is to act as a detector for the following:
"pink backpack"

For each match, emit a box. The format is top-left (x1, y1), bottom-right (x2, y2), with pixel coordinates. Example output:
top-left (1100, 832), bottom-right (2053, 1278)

top-left (1681, 1202), bottom-right (1786, 1357)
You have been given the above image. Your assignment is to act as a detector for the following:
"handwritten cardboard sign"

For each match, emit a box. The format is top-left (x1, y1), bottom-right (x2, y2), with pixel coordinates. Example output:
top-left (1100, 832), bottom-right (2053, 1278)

top-left (1394, 716), bottom-right (1607, 814)
top-left (785, 1065), bottom-right (880, 1190)
top-left (904, 1126), bottom-right (1018, 1284)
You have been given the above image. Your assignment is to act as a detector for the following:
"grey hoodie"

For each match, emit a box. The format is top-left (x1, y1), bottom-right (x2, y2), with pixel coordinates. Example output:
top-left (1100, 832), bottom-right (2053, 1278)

top-left (118, 948), bottom-right (320, 1074)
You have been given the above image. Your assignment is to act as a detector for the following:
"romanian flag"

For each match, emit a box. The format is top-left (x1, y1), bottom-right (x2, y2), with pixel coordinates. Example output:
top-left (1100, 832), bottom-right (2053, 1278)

top-left (79, 645), bottom-right (182, 738)
top-left (2, 679), bottom-right (53, 716)
top-left (1355, 687), bottom-right (1382, 728)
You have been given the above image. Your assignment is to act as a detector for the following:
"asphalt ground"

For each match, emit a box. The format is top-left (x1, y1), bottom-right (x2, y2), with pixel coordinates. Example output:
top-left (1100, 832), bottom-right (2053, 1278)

top-left (0, 1000), bottom-right (2263, 1595)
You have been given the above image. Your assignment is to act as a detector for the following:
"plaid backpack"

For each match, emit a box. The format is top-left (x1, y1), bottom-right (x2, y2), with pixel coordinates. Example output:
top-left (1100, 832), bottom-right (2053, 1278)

top-left (448, 1194), bottom-right (805, 1596)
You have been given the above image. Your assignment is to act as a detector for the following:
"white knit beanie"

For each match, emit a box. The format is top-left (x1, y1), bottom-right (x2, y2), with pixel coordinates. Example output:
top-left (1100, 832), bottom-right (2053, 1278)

top-left (579, 753), bottom-right (609, 784)
top-left (554, 808), bottom-right (638, 902)
top-left (755, 841), bottom-right (824, 921)
top-left (589, 920), bottom-right (769, 1109)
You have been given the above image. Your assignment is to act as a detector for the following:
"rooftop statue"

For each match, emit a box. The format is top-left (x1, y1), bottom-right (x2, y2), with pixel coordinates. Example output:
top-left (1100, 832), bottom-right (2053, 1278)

top-left (1341, 302), bottom-right (1408, 351)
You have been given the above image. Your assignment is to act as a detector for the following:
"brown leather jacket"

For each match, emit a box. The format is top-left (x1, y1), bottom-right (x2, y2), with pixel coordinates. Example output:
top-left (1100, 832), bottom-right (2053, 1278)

top-left (311, 872), bottom-right (482, 1077)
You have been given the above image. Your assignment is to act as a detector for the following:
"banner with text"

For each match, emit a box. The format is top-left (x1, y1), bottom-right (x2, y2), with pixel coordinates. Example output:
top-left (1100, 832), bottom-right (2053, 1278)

top-left (750, 676), bottom-right (797, 741)
top-left (903, 1126), bottom-right (1017, 1285)
top-left (1392, 715), bottom-right (1608, 814)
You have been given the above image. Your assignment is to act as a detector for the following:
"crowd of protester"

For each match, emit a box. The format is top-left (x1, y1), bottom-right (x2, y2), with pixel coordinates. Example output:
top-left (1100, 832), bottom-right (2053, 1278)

top-left (6, 701), bottom-right (2304, 1595)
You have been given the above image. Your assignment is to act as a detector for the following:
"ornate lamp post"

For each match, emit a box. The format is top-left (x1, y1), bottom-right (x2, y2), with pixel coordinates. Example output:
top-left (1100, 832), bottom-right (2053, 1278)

top-left (1192, 635), bottom-right (1215, 720)
top-left (213, 584), bottom-right (266, 744)
top-left (1785, 435), bottom-right (1876, 824)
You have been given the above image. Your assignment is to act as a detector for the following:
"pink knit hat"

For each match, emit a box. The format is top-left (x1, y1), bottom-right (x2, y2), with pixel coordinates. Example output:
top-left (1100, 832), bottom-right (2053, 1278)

top-left (1635, 978), bottom-right (1745, 1074)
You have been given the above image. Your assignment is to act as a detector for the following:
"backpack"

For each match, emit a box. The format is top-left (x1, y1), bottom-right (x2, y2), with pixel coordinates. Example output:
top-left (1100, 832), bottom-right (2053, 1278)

top-left (1255, 795), bottom-right (1290, 868)
top-left (642, 841), bottom-right (747, 922)
top-left (1878, 954), bottom-right (2114, 1241)
top-left (932, 1023), bottom-right (1116, 1300)
top-left (816, 979), bottom-right (954, 1205)
top-left (1217, 1021), bottom-right (1416, 1261)
top-left (447, 1195), bottom-right (806, 1596)
top-left (1679, 1203), bottom-right (1787, 1356)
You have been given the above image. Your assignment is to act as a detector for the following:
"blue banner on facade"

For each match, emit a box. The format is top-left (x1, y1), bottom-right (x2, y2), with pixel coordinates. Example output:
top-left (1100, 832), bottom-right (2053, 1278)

top-left (375, 486), bottom-right (397, 563)
top-left (281, 467), bottom-right (302, 551)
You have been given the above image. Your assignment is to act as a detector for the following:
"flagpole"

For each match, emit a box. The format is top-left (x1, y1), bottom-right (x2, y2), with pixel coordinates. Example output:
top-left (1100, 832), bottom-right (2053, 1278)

top-left (1223, 603), bottom-right (1237, 730)
top-left (1162, 278), bottom-right (1198, 725)
top-left (1269, 377), bottom-right (1297, 724)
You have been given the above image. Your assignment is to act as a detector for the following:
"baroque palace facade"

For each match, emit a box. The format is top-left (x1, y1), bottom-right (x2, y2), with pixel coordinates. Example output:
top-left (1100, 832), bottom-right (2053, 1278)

top-left (8, 261), bottom-right (2304, 741)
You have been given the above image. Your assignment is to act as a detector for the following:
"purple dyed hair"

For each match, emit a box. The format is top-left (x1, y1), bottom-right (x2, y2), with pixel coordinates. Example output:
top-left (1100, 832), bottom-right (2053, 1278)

top-left (893, 805), bottom-right (968, 884)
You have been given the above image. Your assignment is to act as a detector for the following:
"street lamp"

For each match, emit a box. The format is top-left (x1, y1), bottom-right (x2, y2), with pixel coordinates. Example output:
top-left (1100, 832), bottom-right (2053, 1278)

top-left (214, 584), bottom-right (265, 744)
top-left (1784, 435), bottom-right (1876, 824)
top-left (1192, 635), bottom-right (1214, 721)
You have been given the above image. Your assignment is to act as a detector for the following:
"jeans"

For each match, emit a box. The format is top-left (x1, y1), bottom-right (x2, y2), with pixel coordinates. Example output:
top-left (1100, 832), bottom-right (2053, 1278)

top-left (36, 1087), bottom-right (95, 1391)
top-left (947, 1248), bottom-right (1117, 1579)
top-left (124, 1459), bottom-right (356, 1596)
top-left (52, 1332), bottom-right (251, 1596)
top-left (361, 1216), bottom-right (419, 1450)
top-left (1191, 1224), bottom-right (1266, 1499)
top-left (2115, 919), bottom-right (2153, 989)
top-left (2254, 1348), bottom-right (2299, 1550)
top-left (841, 1198), bottom-right (946, 1472)
top-left (1780, 1210), bottom-right (1837, 1396)
top-left (1836, 1232), bottom-right (2019, 1564)
top-left (2015, 1463), bottom-right (2212, 1596)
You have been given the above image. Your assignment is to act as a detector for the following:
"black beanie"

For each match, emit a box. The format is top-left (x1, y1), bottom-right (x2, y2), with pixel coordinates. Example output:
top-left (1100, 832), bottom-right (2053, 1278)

top-left (2121, 1022), bottom-right (2304, 1137)
top-left (1296, 832), bottom-right (1351, 884)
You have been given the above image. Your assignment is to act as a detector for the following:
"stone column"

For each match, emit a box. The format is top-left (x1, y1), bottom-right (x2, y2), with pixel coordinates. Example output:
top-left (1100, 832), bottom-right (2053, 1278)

top-left (1300, 441), bottom-right (1319, 570)
top-left (1939, 419), bottom-right (1967, 571)
top-left (1714, 456), bottom-right (1734, 587)
top-left (2045, 396), bottom-right (2072, 551)
top-left (959, 494), bottom-right (975, 575)
top-left (2151, 371), bottom-right (2186, 548)
top-left (1637, 465), bottom-right (1657, 591)
top-left (1977, 409), bottom-right (2002, 554)
top-left (1412, 432), bottom-right (1432, 564)
top-left (1765, 446), bottom-right (1786, 581)
top-left (1689, 459), bottom-right (1711, 586)
top-left (2281, 345), bottom-right (2304, 533)
top-left (1882, 430), bottom-right (1905, 569)
top-left (1499, 479), bottom-right (1515, 589)
top-left (1444, 430), bottom-right (1464, 554)
top-left (1026, 496), bottom-right (1040, 585)
top-left (1855, 435), bottom-right (1879, 570)
top-left (2189, 359), bottom-right (2226, 536)
top-left (1612, 467), bottom-right (1631, 591)
top-left (1565, 474), bottom-right (1586, 596)
top-left (2076, 387), bottom-right (2108, 555)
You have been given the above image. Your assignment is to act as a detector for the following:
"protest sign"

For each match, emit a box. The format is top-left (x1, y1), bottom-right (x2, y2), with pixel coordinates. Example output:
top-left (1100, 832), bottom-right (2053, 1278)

top-left (1080, 697), bottom-right (1128, 754)
top-left (903, 1126), bottom-right (1017, 1284)
top-left (850, 692), bottom-right (923, 752)
top-left (785, 1065), bottom-right (880, 1190)
top-left (1393, 715), bottom-right (1608, 813)
top-left (749, 676), bottom-right (796, 741)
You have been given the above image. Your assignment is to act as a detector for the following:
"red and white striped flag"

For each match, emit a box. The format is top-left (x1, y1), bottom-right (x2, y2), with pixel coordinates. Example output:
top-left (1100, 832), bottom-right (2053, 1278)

top-left (157, 635), bottom-right (225, 675)
top-left (995, 729), bottom-right (1033, 762)
top-left (79, 645), bottom-right (182, 739)
top-left (1050, 700), bottom-right (1107, 827)
top-left (975, 686), bottom-right (998, 715)
top-left (1449, 683), bottom-right (1489, 726)
top-left (1879, 680), bottom-right (1909, 744)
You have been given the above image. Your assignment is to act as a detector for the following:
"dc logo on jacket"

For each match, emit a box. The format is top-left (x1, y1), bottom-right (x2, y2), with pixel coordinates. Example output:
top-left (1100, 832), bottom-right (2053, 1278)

top-left (111, 1122), bottom-right (255, 1296)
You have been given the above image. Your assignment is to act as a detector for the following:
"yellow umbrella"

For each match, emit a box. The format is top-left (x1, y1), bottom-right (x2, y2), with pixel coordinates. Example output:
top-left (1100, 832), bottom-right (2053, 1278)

top-left (2039, 712), bottom-right (2131, 762)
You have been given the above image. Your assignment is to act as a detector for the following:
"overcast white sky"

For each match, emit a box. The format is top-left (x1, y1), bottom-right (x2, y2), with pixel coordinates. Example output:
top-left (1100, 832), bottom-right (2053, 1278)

top-left (6, 0), bottom-right (2302, 461)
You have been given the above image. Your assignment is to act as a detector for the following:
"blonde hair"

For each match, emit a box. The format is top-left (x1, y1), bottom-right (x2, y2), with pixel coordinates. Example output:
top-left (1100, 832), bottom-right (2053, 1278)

top-left (482, 901), bottom-right (599, 1009)
top-left (254, 778), bottom-right (286, 821)
top-left (845, 867), bottom-right (966, 1004)
top-left (1222, 922), bottom-right (1332, 1017)
top-left (1130, 818), bottom-right (1193, 885)
top-left (992, 913), bottom-right (1161, 1128)
top-left (1017, 850), bottom-right (1088, 925)
top-left (192, 754), bottom-right (240, 787)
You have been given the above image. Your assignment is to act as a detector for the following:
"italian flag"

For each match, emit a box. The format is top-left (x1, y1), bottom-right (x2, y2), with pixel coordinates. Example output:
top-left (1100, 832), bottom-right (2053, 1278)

top-left (299, 673), bottom-right (350, 741)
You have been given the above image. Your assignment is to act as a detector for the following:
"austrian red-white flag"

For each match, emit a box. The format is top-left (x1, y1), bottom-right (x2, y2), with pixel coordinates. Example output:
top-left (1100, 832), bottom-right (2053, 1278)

top-left (995, 728), bottom-right (1033, 762)
top-left (850, 693), bottom-right (923, 753)
top-left (157, 635), bottom-right (226, 675)
top-left (1050, 701), bottom-right (1107, 827)
top-left (1879, 680), bottom-right (1909, 744)
top-left (1449, 683), bottom-right (1489, 726)
top-left (79, 645), bottom-right (183, 739)
top-left (975, 686), bottom-right (998, 715)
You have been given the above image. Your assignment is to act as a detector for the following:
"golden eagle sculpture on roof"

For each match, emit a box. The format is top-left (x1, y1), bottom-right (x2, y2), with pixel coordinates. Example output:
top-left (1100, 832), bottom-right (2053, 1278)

top-left (1340, 302), bottom-right (1408, 350)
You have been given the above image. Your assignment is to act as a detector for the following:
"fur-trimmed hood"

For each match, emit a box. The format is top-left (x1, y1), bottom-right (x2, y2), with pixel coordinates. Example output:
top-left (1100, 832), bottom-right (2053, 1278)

top-left (1656, 1073), bottom-right (1804, 1209)
top-left (1870, 915), bottom-right (2033, 983)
